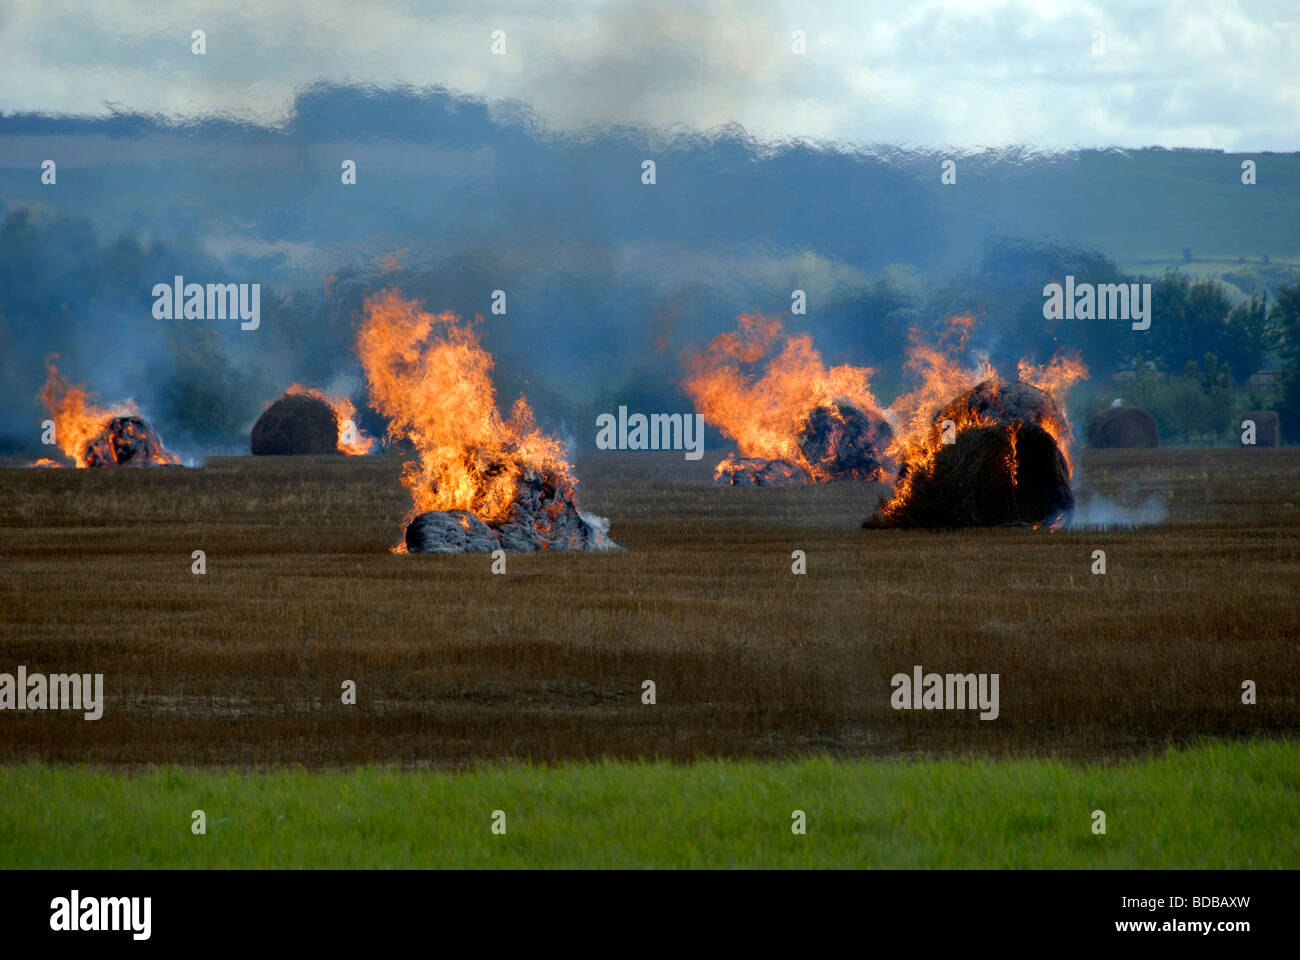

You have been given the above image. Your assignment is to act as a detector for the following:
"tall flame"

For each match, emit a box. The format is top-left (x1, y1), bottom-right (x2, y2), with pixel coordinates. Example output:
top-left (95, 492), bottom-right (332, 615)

top-left (1016, 353), bottom-right (1089, 474)
top-left (682, 313), bottom-right (891, 481)
top-left (884, 316), bottom-right (995, 472)
top-left (357, 290), bottom-right (574, 529)
top-left (284, 384), bottom-right (377, 455)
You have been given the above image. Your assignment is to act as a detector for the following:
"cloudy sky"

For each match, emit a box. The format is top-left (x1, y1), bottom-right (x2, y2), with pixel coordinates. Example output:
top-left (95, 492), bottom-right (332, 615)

top-left (2, 0), bottom-right (1296, 150)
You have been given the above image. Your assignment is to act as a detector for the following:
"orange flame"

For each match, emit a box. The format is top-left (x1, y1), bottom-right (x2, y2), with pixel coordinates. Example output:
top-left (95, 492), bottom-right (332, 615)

top-left (284, 384), bottom-right (377, 455)
top-left (682, 313), bottom-right (892, 481)
top-left (1016, 353), bottom-right (1089, 474)
top-left (36, 358), bottom-right (178, 468)
top-left (356, 290), bottom-right (574, 532)
top-left (883, 316), bottom-right (994, 475)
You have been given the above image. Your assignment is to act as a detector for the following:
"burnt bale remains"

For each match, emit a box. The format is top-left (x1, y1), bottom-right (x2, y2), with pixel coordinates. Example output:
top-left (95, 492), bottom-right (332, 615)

top-left (251, 394), bottom-right (339, 455)
top-left (84, 416), bottom-right (175, 467)
top-left (404, 510), bottom-right (500, 553)
top-left (1241, 410), bottom-right (1281, 447)
top-left (1087, 406), bottom-right (1158, 448)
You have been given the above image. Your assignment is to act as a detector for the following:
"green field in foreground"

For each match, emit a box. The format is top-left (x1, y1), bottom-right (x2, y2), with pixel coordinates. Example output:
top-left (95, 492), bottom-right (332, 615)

top-left (3, 741), bottom-right (1297, 869)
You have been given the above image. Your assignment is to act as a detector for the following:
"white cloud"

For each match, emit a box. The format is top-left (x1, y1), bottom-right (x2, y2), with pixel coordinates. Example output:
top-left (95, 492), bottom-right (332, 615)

top-left (0, 0), bottom-right (1296, 149)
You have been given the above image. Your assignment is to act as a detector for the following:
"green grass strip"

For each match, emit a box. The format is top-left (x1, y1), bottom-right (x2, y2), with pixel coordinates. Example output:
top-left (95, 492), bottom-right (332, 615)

top-left (2, 740), bottom-right (1296, 868)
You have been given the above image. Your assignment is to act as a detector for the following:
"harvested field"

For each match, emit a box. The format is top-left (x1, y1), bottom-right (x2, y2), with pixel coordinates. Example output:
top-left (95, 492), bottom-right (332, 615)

top-left (0, 447), bottom-right (1297, 768)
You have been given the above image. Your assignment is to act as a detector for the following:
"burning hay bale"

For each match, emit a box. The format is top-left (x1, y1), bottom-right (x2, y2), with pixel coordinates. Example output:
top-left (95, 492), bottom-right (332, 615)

top-left (84, 416), bottom-right (175, 467)
top-left (37, 359), bottom-right (179, 468)
top-left (870, 378), bottom-right (1077, 528)
top-left (1087, 405), bottom-right (1158, 448)
top-left (716, 456), bottom-right (810, 486)
top-left (358, 290), bottom-right (619, 554)
top-left (879, 423), bottom-right (1071, 527)
top-left (406, 468), bottom-right (616, 553)
top-left (683, 313), bottom-right (895, 485)
top-left (715, 400), bottom-right (893, 485)
top-left (251, 385), bottom-right (376, 456)
top-left (797, 402), bottom-right (893, 481)
top-left (863, 317), bottom-right (1087, 529)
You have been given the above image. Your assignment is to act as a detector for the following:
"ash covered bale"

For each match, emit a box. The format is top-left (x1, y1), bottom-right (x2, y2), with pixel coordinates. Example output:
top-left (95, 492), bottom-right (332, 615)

top-left (797, 401), bottom-right (893, 481)
top-left (405, 510), bottom-right (500, 553)
top-left (405, 467), bottom-right (619, 554)
top-left (84, 416), bottom-right (173, 467)
top-left (1240, 410), bottom-right (1281, 447)
top-left (498, 469), bottom-right (616, 551)
top-left (715, 457), bottom-right (811, 486)
top-left (1088, 406), bottom-right (1158, 448)
top-left (251, 394), bottom-right (339, 455)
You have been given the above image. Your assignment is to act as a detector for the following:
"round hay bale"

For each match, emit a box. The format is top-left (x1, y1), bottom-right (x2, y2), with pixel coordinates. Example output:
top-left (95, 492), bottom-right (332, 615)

top-left (84, 415), bottom-right (174, 467)
top-left (251, 394), bottom-right (339, 455)
top-left (936, 378), bottom-right (1065, 431)
top-left (882, 423), bottom-right (1071, 527)
top-left (1240, 410), bottom-right (1280, 447)
top-left (1087, 406), bottom-right (1158, 448)
top-left (796, 401), bottom-right (893, 481)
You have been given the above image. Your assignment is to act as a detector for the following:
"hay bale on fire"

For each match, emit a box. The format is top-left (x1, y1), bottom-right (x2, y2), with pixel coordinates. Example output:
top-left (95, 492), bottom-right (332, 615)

top-left (37, 359), bottom-right (179, 467)
top-left (683, 314), bottom-right (896, 486)
top-left (869, 379), bottom-right (1074, 528)
top-left (716, 456), bottom-right (810, 486)
top-left (405, 464), bottom-right (616, 553)
top-left (716, 401), bottom-right (893, 485)
top-left (798, 401), bottom-right (893, 480)
top-left (250, 394), bottom-right (340, 455)
top-left (1087, 405), bottom-right (1158, 448)
top-left (84, 415), bottom-right (174, 467)
top-left (358, 290), bottom-right (619, 554)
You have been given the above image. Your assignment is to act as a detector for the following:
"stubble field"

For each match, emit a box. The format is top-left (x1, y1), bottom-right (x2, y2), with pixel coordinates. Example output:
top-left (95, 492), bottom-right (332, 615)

top-left (2, 447), bottom-right (1297, 770)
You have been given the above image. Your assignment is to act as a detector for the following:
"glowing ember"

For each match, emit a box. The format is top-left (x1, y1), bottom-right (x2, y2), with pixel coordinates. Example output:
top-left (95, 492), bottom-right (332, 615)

top-left (285, 384), bottom-right (377, 455)
top-left (36, 359), bottom-right (178, 468)
top-left (683, 314), bottom-right (894, 484)
top-left (357, 290), bottom-right (616, 553)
